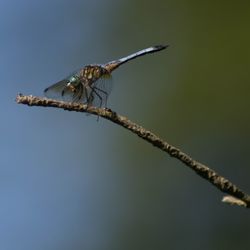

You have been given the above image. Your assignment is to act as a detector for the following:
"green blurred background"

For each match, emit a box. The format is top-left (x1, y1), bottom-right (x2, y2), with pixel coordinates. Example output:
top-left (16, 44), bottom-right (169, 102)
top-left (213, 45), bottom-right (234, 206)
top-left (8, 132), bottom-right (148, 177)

top-left (1, 0), bottom-right (250, 249)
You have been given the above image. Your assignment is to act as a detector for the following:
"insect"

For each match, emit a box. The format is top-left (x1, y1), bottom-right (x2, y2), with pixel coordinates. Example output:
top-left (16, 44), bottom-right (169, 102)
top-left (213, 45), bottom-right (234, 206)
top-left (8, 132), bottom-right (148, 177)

top-left (44, 45), bottom-right (168, 108)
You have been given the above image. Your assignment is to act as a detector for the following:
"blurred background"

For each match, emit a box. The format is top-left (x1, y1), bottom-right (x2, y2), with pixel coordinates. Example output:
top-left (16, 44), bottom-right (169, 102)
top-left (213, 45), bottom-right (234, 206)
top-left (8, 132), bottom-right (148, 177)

top-left (1, 0), bottom-right (250, 249)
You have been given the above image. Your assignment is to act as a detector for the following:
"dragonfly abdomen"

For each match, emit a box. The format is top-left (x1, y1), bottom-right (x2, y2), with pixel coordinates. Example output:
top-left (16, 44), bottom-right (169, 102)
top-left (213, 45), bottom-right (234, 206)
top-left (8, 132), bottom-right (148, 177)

top-left (104, 45), bottom-right (168, 73)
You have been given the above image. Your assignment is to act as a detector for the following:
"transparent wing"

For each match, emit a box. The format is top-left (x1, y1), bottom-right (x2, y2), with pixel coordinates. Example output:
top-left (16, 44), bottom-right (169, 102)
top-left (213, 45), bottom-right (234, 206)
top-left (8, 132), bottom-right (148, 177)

top-left (44, 79), bottom-right (86, 103)
top-left (44, 79), bottom-right (68, 99)
top-left (88, 75), bottom-right (113, 108)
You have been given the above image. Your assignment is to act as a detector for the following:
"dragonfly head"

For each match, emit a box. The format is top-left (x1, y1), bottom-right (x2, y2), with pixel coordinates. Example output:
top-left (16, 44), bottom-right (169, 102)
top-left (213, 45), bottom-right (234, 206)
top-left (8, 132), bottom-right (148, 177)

top-left (65, 75), bottom-right (81, 93)
top-left (67, 75), bottom-right (80, 86)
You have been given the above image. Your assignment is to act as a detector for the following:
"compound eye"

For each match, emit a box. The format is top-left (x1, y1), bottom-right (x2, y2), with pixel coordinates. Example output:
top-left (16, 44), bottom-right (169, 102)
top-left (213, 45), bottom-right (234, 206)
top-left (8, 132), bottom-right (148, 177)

top-left (68, 76), bottom-right (80, 87)
top-left (69, 76), bottom-right (76, 82)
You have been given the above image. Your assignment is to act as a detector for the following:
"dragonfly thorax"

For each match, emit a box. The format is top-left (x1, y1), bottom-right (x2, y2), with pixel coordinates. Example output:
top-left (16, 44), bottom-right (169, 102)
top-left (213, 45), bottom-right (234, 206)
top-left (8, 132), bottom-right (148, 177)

top-left (79, 65), bottom-right (110, 86)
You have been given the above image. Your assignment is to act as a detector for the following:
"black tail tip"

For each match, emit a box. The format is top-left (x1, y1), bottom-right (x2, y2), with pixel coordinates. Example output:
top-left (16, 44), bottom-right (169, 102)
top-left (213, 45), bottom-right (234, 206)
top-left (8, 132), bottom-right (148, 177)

top-left (153, 44), bottom-right (169, 50)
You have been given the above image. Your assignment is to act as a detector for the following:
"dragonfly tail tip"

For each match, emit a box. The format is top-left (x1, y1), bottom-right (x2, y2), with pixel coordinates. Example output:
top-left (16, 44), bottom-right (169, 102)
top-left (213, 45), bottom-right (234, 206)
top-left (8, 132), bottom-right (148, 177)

top-left (153, 44), bottom-right (169, 50)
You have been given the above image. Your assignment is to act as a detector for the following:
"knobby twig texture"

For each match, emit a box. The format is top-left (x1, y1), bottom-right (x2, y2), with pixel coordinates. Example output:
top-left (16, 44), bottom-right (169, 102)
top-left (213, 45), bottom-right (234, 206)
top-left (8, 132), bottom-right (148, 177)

top-left (16, 94), bottom-right (250, 208)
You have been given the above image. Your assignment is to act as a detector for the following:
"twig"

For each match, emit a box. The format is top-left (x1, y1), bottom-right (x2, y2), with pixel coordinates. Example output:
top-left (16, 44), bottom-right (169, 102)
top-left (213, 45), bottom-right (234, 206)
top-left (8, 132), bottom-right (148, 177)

top-left (16, 94), bottom-right (250, 208)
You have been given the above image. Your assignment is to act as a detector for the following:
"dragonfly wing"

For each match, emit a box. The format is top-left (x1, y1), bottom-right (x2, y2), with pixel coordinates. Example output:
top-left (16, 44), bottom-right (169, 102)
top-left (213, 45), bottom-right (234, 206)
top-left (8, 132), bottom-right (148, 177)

top-left (44, 79), bottom-right (83, 102)
top-left (44, 79), bottom-right (69, 99)
top-left (89, 75), bottom-right (112, 107)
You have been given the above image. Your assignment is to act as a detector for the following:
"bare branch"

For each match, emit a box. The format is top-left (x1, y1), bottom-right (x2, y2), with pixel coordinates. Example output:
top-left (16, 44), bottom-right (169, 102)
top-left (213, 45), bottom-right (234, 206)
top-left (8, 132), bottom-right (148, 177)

top-left (16, 94), bottom-right (250, 208)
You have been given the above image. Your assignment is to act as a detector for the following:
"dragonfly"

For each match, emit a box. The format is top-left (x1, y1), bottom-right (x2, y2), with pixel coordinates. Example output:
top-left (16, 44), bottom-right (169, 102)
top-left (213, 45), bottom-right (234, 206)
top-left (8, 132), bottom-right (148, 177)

top-left (44, 45), bottom-right (168, 108)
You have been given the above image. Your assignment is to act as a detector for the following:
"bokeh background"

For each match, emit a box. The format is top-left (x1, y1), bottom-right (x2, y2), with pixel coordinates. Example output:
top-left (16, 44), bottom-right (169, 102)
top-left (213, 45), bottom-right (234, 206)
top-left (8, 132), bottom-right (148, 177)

top-left (1, 0), bottom-right (250, 249)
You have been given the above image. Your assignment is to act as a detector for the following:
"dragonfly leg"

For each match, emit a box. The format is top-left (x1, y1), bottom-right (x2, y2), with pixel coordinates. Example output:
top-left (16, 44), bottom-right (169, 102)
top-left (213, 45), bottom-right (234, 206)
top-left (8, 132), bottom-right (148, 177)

top-left (85, 88), bottom-right (94, 107)
top-left (94, 87), bottom-right (108, 96)
top-left (77, 84), bottom-right (83, 101)
top-left (93, 87), bottom-right (108, 107)
top-left (61, 86), bottom-right (66, 97)
top-left (89, 87), bottom-right (103, 108)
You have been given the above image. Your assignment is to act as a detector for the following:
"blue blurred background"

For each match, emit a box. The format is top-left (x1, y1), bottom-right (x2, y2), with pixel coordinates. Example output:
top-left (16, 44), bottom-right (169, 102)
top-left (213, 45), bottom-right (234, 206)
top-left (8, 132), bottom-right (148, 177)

top-left (1, 0), bottom-right (250, 249)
